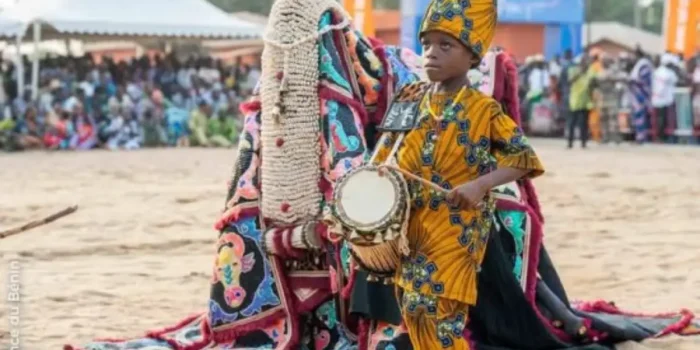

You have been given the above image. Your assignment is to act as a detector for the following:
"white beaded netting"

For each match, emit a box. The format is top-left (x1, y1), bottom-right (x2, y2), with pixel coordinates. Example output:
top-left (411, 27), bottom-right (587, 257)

top-left (260, 0), bottom-right (350, 224)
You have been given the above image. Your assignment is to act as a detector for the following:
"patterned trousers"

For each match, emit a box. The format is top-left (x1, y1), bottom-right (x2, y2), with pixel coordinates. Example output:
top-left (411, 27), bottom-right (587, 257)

top-left (400, 289), bottom-right (471, 350)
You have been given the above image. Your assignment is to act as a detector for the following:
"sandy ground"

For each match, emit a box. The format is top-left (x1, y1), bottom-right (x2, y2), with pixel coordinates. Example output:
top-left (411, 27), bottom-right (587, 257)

top-left (1, 139), bottom-right (699, 349)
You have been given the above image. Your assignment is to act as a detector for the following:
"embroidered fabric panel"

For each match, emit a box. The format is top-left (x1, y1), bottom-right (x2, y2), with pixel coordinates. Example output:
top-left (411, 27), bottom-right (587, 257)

top-left (496, 209), bottom-right (528, 280)
top-left (209, 8), bottom-right (426, 342)
top-left (367, 321), bottom-right (413, 350)
top-left (492, 182), bottom-right (529, 281)
top-left (223, 110), bottom-right (262, 213)
top-left (385, 46), bottom-right (423, 94)
top-left (209, 216), bottom-right (282, 329)
top-left (224, 300), bottom-right (356, 349)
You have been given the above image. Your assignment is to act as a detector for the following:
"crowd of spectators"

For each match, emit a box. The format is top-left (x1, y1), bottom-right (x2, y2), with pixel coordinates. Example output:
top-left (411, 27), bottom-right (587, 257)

top-left (0, 53), bottom-right (260, 152)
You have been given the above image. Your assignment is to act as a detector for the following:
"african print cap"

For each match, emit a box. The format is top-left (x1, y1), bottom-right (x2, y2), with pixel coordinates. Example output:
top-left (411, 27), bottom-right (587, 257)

top-left (419, 0), bottom-right (498, 60)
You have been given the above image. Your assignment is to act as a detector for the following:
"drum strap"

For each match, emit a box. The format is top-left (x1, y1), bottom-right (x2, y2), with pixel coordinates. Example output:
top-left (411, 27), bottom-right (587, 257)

top-left (369, 132), bottom-right (405, 165)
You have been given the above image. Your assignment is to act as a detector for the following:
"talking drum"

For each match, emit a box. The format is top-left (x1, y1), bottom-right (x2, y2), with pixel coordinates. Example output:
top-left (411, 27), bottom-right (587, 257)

top-left (329, 162), bottom-right (410, 276)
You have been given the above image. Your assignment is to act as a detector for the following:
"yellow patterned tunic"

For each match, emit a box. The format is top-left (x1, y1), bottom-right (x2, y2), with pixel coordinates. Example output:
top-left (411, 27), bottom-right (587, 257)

top-left (376, 82), bottom-right (544, 307)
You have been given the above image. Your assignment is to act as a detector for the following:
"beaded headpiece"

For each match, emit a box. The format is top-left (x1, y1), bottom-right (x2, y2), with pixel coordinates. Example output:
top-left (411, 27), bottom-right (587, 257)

top-left (260, 0), bottom-right (350, 224)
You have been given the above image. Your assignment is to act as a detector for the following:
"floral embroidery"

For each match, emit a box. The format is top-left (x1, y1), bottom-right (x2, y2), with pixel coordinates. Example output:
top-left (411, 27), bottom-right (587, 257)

top-left (408, 176), bottom-right (426, 209)
top-left (402, 289), bottom-right (438, 315)
top-left (427, 173), bottom-right (453, 211)
top-left (436, 312), bottom-right (467, 348)
top-left (449, 214), bottom-right (478, 248)
top-left (421, 130), bottom-right (437, 165)
top-left (401, 254), bottom-right (445, 294)
top-left (493, 127), bottom-right (532, 156)
top-left (458, 133), bottom-right (494, 175)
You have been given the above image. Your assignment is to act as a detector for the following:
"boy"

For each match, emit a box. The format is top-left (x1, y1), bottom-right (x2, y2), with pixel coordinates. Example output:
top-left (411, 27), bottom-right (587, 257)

top-left (374, 1), bottom-right (545, 348)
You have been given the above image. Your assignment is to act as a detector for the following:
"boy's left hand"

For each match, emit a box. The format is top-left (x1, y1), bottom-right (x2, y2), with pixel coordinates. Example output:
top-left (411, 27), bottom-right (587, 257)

top-left (446, 180), bottom-right (488, 210)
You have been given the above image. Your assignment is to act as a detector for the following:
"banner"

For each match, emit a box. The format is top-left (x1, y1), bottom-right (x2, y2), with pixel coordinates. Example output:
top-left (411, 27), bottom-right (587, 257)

top-left (496, 0), bottom-right (584, 24)
top-left (664, 0), bottom-right (700, 57)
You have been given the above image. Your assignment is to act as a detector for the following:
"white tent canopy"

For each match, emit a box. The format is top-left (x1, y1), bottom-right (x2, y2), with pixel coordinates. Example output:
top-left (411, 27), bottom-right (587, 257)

top-left (0, 0), bottom-right (264, 99)
top-left (1, 0), bottom-right (263, 39)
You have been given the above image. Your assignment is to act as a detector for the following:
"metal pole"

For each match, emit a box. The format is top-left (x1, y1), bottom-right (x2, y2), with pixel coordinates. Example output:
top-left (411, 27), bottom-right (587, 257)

top-left (31, 22), bottom-right (40, 100)
top-left (15, 33), bottom-right (23, 99)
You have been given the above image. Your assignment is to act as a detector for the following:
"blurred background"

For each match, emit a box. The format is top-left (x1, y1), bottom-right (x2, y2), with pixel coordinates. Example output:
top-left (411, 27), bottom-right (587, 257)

top-left (0, 0), bottom-right (697, 153)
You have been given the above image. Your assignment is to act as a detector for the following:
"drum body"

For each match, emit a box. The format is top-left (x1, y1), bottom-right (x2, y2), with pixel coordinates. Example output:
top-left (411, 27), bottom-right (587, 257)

top-left (329, 165), bottom-right (409, 275)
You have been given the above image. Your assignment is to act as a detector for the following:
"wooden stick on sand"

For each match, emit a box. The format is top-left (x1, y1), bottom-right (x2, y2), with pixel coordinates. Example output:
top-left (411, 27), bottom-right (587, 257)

top-left (0, 205), bottom-right (78, 240)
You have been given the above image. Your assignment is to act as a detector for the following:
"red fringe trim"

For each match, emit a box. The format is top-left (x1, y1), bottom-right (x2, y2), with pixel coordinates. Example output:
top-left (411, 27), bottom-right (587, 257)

top-left (64, 314), bottom-right (212, 350)
top-left (341, 260), bottom-right (358, 299)
top-left (146, 314), bottom-right (212, 350)
top-left (210, 307), bottom-right (287, 345)
top-left (273, 256), bottom-right (302, 350)
top-left (521, 178), bottom-right (545, 223)
top-left (574, 300), bottom-right (699, 338)
top-left (357, 318), bottom-right (371, 350)
top-left (214, 207), bottom-right (259, 231)
top-left (239, 100), bottom-right (261, 115)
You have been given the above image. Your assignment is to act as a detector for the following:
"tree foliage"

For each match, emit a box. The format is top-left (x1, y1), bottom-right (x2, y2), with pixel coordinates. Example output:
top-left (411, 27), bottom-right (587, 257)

top-left (588, 0), bottom-right (664, 33)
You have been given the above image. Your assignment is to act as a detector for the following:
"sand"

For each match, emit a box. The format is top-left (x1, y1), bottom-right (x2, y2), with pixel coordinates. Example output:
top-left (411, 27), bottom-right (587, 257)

top-left (0, 138), bottom-right (699, 349)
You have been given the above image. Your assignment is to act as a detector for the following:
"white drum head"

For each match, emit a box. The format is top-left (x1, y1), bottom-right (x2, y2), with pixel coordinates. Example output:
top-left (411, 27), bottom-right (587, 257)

top-left (337, 168), bottom-right (398, 227)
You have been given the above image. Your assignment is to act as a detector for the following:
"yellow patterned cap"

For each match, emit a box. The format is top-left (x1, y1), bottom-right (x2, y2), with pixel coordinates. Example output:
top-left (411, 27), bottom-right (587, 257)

top-left (419, 0), bottom-right (498, 60)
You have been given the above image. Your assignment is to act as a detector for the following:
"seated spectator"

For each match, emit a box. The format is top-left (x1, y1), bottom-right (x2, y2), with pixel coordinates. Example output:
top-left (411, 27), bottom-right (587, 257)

top-left (188, 100), bottom-right (211, 147)
top-left (0, 113), bottom-right (17, 151)
top-left (206, 106), bottom-right (238, 148)
top-left (109, 85), bottom-right (134, 113)
top-left (15, 106), bottom-right (45, 150)
top-left (141, 109), bottom-right (165, 148)
top-left (44, 111), bottom-right (74, 150)
top-left (100, 101), bottom-right (124, 145)
top-left (70, 103), bottom-right (97, 150)
top-left (1, 52), bottom-right (260, 153)
top-left (165, 92), bottom-right (189, 147)
top-left (107, 111), bottom-right (141, 151)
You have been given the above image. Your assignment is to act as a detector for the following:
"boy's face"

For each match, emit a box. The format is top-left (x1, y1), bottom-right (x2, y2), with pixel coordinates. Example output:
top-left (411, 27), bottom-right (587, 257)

top-left (421, 31), bottom-right (474, 83)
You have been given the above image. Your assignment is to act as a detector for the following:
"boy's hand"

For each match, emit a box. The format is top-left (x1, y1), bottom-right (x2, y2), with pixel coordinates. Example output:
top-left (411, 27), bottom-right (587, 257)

top-left (446, 180), bottom-right (488, 210)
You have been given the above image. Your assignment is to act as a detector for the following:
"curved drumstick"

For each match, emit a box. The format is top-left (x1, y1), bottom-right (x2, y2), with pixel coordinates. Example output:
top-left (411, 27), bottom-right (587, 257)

top-left (378, 164), bottom-right (486, 209)
top-left (379, 164), bottom-right (449, 194)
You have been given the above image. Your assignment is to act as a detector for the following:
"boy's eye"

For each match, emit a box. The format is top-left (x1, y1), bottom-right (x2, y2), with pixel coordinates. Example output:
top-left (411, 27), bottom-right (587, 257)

top-left (440, 42), bottom-right (452, 50)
